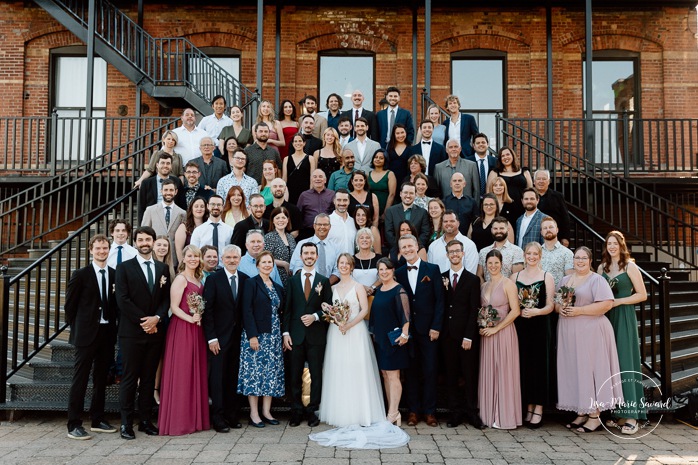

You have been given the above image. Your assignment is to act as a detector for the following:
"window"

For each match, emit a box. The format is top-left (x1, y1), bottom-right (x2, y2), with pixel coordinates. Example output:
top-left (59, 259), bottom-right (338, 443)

top-left (583, 54), bottom-right (639, 164)
top-left (51, 47), bottom-right (107, 161)
top-left (319, 52), bottom-right (375, 111)
top-left (452, 52), bottom-right (506, 147)
top-left (190, 47), bottom-right (241, 105)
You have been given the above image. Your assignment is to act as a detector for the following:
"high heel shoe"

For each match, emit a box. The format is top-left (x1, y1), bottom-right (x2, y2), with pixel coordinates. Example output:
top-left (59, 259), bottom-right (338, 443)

top-left (527, 412), bottom-right (543, 429)
top-left (566, 414), bottom-right (588, 429)
top-left (387, 411), bottom-right (402, 426)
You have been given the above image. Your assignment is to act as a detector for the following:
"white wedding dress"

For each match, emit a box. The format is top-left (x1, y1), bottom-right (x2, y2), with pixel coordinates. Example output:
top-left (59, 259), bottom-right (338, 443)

top-left (310, 285), bottom-right (409, 449)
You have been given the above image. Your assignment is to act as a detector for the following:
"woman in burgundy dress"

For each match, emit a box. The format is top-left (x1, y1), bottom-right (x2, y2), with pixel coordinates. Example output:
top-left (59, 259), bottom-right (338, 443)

top-left (158, 245), bottom-right (210, 435)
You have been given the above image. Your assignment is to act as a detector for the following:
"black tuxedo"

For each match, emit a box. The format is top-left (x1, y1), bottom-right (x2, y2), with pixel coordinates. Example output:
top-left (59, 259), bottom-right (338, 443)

top-left (302, 134), bottom-right (323, 156)
top-left (231, 216), bottom-right (269, 251)
top-left (282, 270), bottom-right (332, 415)
top-left (408, 141), bottom-right (448, 176)
top-left (203, 269), bottom-right (249, 427)
top-left (65, 264), bottom-right (118, 431)
top-left (138, 175), bottom-right (186, 223)
top-left (441, 268), bottom-right (481, 418)
top-left (341, 108), bottom-right (379, 141)
top-left (395, 260), bottom-right (444, 415)
top-left (114, 256), bottom-right (171, 426)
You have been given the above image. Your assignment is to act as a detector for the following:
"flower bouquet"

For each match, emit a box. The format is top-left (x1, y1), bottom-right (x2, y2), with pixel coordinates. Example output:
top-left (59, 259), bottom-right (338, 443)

top-left (187, 292), bottom-right (206, 326)
top-left (518, 284), bottom-right (540, 309)
top-left (477, 304), bottom-right (500, 328)
top-left (607, 276), bottom-right (619, 296)
top-left (554, 286), bottom-right (575, 309)
top-left (321, 300), bottom-right (351, 328)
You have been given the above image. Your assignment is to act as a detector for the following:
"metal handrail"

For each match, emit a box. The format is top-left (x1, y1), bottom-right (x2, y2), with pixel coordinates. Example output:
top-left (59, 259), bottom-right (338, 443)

top-left (420, 89), bottom-right (450, 123)
top-left (497, 116), bottom-right (698, 270)
top-left (0, 189), bottom-right (138, 403)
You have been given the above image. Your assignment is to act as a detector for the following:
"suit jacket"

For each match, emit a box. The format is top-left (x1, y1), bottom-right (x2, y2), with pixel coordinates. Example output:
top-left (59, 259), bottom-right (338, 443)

top-left (65, 265), bottom-right (118, 347)
top-left (138, 175), bottom-right (186, 223)
top-left (465, 153), bottom-right (497, 175)
top-left (231, 216), bottom-right (269, 251)
top-left (384, 203), bottom-right (430, 250)
top-left (203, 269), bottom-right (249, 349)
top-left (442, 113), bottom-right (479, 157)
top-left (344, 138), bottom-right (382, 173)
top-left (311, 114), bottom-right (328, 139)
top-left (433, 158), bottom-right (480, 199)
top-left (377, 107), bottom-right (415, 149)
top-left (141, 202), bottom-right (186, 241)
top-left (341, 108), bottom-right (380, 141)
top-left (515, 209), bottom-right (546, 247)
top-left (537, 189), bottom-right (571, 242)
top-left (407, 141), bottom-right (448, 176)
top-left (241, 275), bottom-right (285, 338)
top-left (115, 256), bottom-right (171, 340)
top-left (282, 271), bottom-right (332, 345)
top-left (395, 261), bottom-right (445, 335)
top-left (302, 134), bottom-right (323, 156)
top-left (441, 269), bottom-right (480, 343)
top-left (192, 155), bottom-right (229, 190)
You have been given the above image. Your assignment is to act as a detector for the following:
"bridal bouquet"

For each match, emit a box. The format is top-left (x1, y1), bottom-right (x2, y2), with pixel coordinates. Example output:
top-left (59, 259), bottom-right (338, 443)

top-left (607, 276), bottom-right (619, 296)
top-left (187, 292), bottom-right (206, 326)
top-left (477, 305), bottom-right (500, 328)
top-left (321, 300), bottom-right (351, 327)
top-left (518, 284), bottom-right (540, 309)
top-left (554, 286), bottom-right (575, 309)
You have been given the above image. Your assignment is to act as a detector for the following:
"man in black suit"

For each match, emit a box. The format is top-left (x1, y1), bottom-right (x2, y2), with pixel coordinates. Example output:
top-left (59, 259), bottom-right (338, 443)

top-left (384, 182), bottom-right (431, 249)
top-left (394, 234), bottom-right (445, 427)
top-left (300, 115), bottom-right (323, 156)
top-left (441, 239), bottom-right (485, 429)
top-left (342, 89), bottom-right (379, 141)
top-left (231, 193), bottom-right (269, 251)
top-left (466, 133), bottom-right (497, 199)
top-left (137, 152), bottom-right (185, 223)
top-left (203, 244), bottom-right (248, 432)
top-left (115, 226), bottom-right (171, 440)
top-left (408, 120), bottom-right (447, 175)
top-left (65, 234), bottom-right (118, 440)
top-left (282, 242), bottom-right (333, 427)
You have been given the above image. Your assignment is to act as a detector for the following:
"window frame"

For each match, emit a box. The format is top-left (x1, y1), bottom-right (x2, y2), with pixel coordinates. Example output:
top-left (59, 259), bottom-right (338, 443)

top-left (318, 50), bottom-right (376, 112)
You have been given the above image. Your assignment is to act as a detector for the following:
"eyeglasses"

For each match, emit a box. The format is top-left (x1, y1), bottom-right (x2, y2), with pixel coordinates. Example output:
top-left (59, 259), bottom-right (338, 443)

top-left (574, 256), bottom-right (590, 261)
top-left (314, 223), bottom-right (331, 227)
top-left (232, 156), bottom-right (246, 161)
top-left (185, 171), bottom-right (199, 175)
top-left (447, 250), bottom-right (463, 255)
top-left (201, 144), bottom-right (215, 147)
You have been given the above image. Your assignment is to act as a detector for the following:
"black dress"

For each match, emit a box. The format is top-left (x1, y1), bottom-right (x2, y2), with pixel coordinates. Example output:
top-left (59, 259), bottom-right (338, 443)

top-left (317, 155), bottom-right (340, 186)
top-left (369, 284), bottom-right (410, 370)
top-left (348, 192), bottom-right (375, 222)
top-left (470, 218), bottom-right (493, 251)
top-left (286, 154), bottom-right (311, 205)
top-left (495, 169), bottom-right (529, 228)
top-left (388, 148), bottom-right (410, 185)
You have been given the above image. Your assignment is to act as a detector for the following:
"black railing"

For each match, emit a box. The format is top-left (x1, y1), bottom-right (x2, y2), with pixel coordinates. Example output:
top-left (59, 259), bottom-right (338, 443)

top-left (420, 89), bottom-right (450, 123)
top-left (569, 212), bottom-right (673, 401)
top-left (497, 116), bottom-right (698, 270)
top-left (0, 190), bottom-right (138, 403)
top-left (0, 118), bottom-right (177, 255)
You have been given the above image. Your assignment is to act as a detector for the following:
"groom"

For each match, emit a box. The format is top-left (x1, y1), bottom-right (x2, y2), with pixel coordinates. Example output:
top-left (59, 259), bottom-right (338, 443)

top-left (282, 242), bottom-right (333, 427)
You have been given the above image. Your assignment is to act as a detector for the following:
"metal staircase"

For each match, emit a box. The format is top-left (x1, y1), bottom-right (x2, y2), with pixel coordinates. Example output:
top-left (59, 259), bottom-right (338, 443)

top-left (34, 0), bottom-right (258, 117)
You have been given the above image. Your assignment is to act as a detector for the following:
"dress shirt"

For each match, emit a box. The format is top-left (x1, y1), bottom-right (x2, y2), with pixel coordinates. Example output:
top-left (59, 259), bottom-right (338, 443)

top-left (406, 258), bottom-right (421, 294)
top-left (448, 266), bottom-right (471, 342)
top-left (189, 219), bottom-right (234, 261)
top-left (339, 135), bottom-right (352, 148)
top-left (297, 188), bottom-right (335, 229)
top-left (478, 241), bottom-right (525, 281)
top-left (135, 254), bottom-right (157, 290)
top-left (420, 139), bottom-right (433, 172)
top-left (428, 233), bottom-right (478, 275)
top-left (289, 237), bottom-right (339, 278)
top-left (237, 253), bottom-right (282, 287)
top-left (244, 143), bottom-right (282, 184)
top-left (92, 262), bottom-right (110, 324)
top-left (197, 113), bottom-right (233, 142)
top-left (327, 211), bottom-right (358, 255)
top-left (517, 210), bottom-right (536, 248)
top-left (327, 168), bottom-right (356, 192)
top-left (173, 126), bottom-right (207, 164)
top-left (541, 241), bottom-right (574, 287)
top-left (107, 242), bottom-right (137, 269)
top-left (207, 268), bottom-right (240, 345)
top-left (355, 139), bottom-right (368, 163)
top-left (216, 172), bottom-right (259, 206)
top-left (448, 116), bottom-right (461, 147)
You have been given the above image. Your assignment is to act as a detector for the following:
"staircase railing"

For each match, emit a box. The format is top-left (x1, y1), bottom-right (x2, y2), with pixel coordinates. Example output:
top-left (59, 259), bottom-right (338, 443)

top-left (0, 117), bottom-right (177, 255)
top-left (569, 212), bottom-right (673, 401)
top-left (0, 189), bottom-right (138, 403)
top-left (46, 0), bottom-right (258, 119)
top-left (497, 116), bottom-right (698, 270)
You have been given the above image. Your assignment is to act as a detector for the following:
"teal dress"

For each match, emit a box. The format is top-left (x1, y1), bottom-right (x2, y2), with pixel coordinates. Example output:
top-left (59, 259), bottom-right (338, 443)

top-left (260, 186), bottom-right (273, 205)
top-left (603, 271), bottom-right (647, 420)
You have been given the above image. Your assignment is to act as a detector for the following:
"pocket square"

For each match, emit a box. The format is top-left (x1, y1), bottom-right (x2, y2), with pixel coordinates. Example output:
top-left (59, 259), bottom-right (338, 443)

top-left (420, 276), bottom-right (431, 283)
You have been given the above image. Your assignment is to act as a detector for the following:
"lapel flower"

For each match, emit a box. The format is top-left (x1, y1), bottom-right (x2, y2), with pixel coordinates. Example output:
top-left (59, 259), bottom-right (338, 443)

top-left (112, 283), bottom-right (115, 294)
top-left (315, 282), bottom-right (323, 295)
top-left (442, 277), bottom-right (450, 290)
top-left (159, 275), bottom-right (167, 288)
top-left (421, 275), bottom-right (431, 283)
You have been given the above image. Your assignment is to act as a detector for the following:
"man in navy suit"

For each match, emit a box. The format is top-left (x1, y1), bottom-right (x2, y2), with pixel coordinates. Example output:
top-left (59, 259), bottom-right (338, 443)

top-left (442, 95), bottom-right (479, 158)
top-left (395, 234), bottom-right (444, 427)
top-left (408, 120), bottom-right (447, 175)
top-left (203, 244), bottom-right (248, 432)
top-left (377, 87), bottom-right (415, 149)
top-left (466, 133), bottom-right (497, 198)
top-left (65, 234), bottom-right (118, 440)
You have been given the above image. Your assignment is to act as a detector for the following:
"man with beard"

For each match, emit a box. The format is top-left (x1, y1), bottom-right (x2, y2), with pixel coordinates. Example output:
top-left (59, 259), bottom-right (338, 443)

top-left (230, 193), bottom-right (269, 251)
top-left (140, 179), bottom-right (185, 242)
top-left (216, 149), bottom-right (259, 206)
top-left (263, 178), bottom-right (302, 238)
top-left (299, 115), bottom-right (323, 155)
top-left (244, 123), bottom-right (282, 184)
top-left (301, 95), bottom-right (328, 139)
top-left (384, 182), bottom-right (430, 250)
top-left (345, 117), bottom-right (381, 173)
top-left (326, 189), bottom-right (357, 255)
top-left (540, 216), bottom-right (574, 287)
top-left (427, 210), bottom-right (478, 274)
top-left (327, 150), bottom-right (356, 191)
top-left (377, 87), bottom-right (415, 149)
top-left (190, 195), bottom-right (234, 259)
top-left (534, 169), bottom-right (571, 247)
top-left (408, 120), bottom-right (447, 176)
top-left (336, 117), bottom-right (353, 148)
top-left (476, 216), bottom-right (524, 281)
top-left (466, 133), bottom-right (497, 199)
top-left (341, 89), bottom-right (379, 141)
top-left (319, 93), bottom-right (343, 130)
top-left (138, 153), bottom-right (185, 223)
top-left (515, 187), bottom-right (547, 248)
top-left (297, 170), bottom-right (335, 240)
top-left (115, 226), bottom-right (171, 439)
top-left (181, 161), bottom-right (211, 205)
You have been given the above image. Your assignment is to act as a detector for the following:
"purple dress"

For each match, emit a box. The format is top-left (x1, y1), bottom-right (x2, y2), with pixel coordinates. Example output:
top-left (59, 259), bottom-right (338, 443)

top-left (158, 280), bottom-right (210, 435)
top-left (478, 280), bottom-right (522, 429)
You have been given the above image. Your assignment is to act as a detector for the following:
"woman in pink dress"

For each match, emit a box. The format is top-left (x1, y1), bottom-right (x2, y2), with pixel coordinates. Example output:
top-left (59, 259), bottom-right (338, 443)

top-left (478, 249), bottom-right (522, 429)
top-left (158, 245), bottom-right (210, 435)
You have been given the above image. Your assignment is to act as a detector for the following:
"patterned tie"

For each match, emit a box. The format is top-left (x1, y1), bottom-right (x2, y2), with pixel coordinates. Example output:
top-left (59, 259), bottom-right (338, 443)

top-left (479, 159), bottom-right (487, 197)
top-left (317, 241), bottom-right (327, 277)
top-left (165, 206), bottom-right (171, 228)
top-left (99, 269), bottom-right (108, 322)
top-left (144, 261), bottom-right (154, 292)
top-left (230, 275), bottom-right (237, 301)
top-left (117, 245), bottom-right (123, 265)
top-left (211, 223), bottom-right (219, 251)
top-left (304, 272), bottom-right (312, 300)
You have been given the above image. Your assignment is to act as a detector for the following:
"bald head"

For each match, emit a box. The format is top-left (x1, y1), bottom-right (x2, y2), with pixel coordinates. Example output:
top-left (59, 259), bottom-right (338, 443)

top-left (450, 172), bottom-right (466, 195)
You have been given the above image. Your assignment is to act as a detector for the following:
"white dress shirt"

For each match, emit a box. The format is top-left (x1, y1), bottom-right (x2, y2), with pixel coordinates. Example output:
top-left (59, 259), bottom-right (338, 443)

top-left (327, 211), bottom-right (357, 255)
top-left (518, 211), bottom-right (535, 248)
top-left (92, 262), bottom-right (110, 324)
top-left (428, 233), bottom-right (478, 275)
top-left (420, 138), bottom-right (433, 172)
top-left (189, 219), bottom-right (235, 261)
top-left (448, 116), bottom-right (461, 146)
top-left (107, 242), bottom-right (137, 269)
top-left (406, 258), bottom-right (421, 294)
top-left (173, 126), bottom-right (207, 164)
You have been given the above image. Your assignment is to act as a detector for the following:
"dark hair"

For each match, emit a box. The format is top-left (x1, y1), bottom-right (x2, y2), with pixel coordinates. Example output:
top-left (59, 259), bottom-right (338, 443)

top-left (376, 256), bottom-right (395, 270)
top-left (326, 93), bottom-right (343, 109)
top-left (420, 119), bottom-right (434, 128)
top-left (370, 149), bottom-right (386, 169)
top-left (476, 193), bottom-right (501, 224)
top-left (200, 244), bottom-right (218, 258)
top-left (161, 178), bottom-right (177, 189)
top-left (300, 114), bottom-right (315, 124)
top-left (355, 116), bottom-right (369, 127)
top-left (185, 196), bottom-right (209, 234)
top-left (472, 132), bottom-right (489, 145)
top-left (485, 248), bottom-right (503, 263)
top-left (253, 122), bottom-right (269, 133)
top-left (184, 160), bottom-right (200, 172)
top-left (334, 188), bottom-right (351, 199)
top-left (338, 116), bottom-right (352, 126)
top-left (89, 234), bottom-right (110, 249)
top-left (347, 171), bottom-right (369, 193)
top-left (300, 242), bottom-right (318, 254)
top-left (157, 152), bottom-right (173, 162)
top-left (385, 86), bottom-right (401, 95)
top-left (522, 186), bottom-right (539, 200)
top-left (400, 181), bottom-right (416, 193)
top-left (209, 194), bottom-right (224, 204)
top-left (353, 205), bottom-right (374, 230)
top-left (397, 220), bottom-right (418, 238)
top-left (496, 145), bottom-right (521, 172)
top-left (109, 218), bottom-right (131, 235)
top-left (388, 123), bottom-right (407, 152)
top-left (280, 99), bottom-right (297, 121)
top-left (134, 226), bottom-right (157, 241)
top-left (304, 95), bottom-right (318, 104)
top-left (446, 239), bottom-right (464, 252)
top-left (211, 95), bottom-right (226, 106)
top-left (442, 209), bottom-right (459, 222)
top-left (491, 215), bottom-right (509, 227)
top-left (248, 193), bottom-right (264, 204)
top-left (269, 206), bottom-right (293, 232)
top-left (222, 136), bottom-right (240, 160)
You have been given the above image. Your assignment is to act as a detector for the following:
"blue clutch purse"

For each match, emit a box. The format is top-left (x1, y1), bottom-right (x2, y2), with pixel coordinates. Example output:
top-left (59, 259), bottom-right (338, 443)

top-left (388, 327), bottom-right (403, 346)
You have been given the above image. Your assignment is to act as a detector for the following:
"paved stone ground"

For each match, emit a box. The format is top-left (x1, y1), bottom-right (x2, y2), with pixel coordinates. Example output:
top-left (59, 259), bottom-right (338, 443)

top-left (1, 412), bottom-right (697, 465)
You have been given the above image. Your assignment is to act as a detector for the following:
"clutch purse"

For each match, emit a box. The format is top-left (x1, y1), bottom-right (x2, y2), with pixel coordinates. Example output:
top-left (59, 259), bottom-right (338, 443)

top-left (388, 327), bottom-right (402, 346)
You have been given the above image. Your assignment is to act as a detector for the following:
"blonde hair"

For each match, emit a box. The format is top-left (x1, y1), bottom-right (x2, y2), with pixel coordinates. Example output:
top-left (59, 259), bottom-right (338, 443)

top-left (256, 100), bottom-right (277, 125)
top-left (322, 127), bottom-right (342, 162)
top-left (177, 244), bottom-right (204, 280)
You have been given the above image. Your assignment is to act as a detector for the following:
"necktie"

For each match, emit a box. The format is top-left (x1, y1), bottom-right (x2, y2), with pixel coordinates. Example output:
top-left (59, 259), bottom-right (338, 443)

top-left (452, 273), bottom-right (458, 292)
top-left (479, 159), bottom-right (487, 197)
top-left (230, 275), bottom-right (237, 301)
top-left (317, 241), bottom-right (327, 276)
top-left (99, 269), bottom-right (108, 322)
top-left (165, 206), bottom-right (171, 228)
top-left (304, 272), bottom-right (312, 300)
top-left (389, 109), bottom-right (395, 140)
top-left (404, 208), bottom-right (411, 221)
top-left (117, 245), bottom-right (123, 265)
top-left (211, 223), bottom-right (219, 250)
top-left (355, 109), bottom-right (359, 122)
top-left (422, 141), bottom-right (431, 145)
top-left (407, 266), bottom-right (418, 271)
top-left (144, 261), bottom-right (154, 292)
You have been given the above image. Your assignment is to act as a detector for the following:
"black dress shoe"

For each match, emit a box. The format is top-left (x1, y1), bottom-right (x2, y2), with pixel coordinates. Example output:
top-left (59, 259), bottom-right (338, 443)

top-left (446, 415), bottom-right (462, 428)
top-left (138, 421), bottom-right (159, 436)
top-left (307, 414), bottom-right (320, 427)
top-left (120, 425), bottom-right (135, 440)
top-left (213, 422), bottom-right (230, 433)
top-left (467, 414), bottom-right (485, 430)
top-left (226, 418), bottom-right (243, 429)
top-left (289, 414), bottom-right (302, 427)
top-left (248, 418), bottom-right (265, 428)
top-left (261, 416), bottom-right (280, 426)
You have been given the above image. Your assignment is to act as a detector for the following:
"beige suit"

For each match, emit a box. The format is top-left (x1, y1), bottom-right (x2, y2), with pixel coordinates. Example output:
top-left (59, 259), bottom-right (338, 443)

top-left (141, 202), bottom-right (185, 242)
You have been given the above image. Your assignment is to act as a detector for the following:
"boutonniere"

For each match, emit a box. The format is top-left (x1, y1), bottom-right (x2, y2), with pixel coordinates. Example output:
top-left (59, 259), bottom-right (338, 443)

top-left (421, 276), bottom-right (431, 283)
top-left (160, 276), bottom-right (167, 288)
top-left (442, 277), bottom-right (450, 290)
top-left (112, 283), bottom-right (115, 294)
top-left (315, 282), bottom-right (323, 295)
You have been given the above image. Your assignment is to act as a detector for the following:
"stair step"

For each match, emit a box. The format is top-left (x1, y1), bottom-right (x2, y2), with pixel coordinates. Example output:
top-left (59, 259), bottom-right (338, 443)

top-left (28, 361), bottom-right (75, 381)
top-left (9, 379), bottom-right (120, 404)
top-left (0, 400), bottom-right (121, 412)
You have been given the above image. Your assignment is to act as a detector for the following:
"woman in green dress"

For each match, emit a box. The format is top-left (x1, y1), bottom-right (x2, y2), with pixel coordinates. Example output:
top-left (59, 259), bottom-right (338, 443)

top-left (598, 230), bottom-right (648, 435)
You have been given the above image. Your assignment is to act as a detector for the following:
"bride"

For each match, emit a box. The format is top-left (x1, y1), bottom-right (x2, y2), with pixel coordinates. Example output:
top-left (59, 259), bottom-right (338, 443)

top-left (318, 253), bottom-right (386, 427)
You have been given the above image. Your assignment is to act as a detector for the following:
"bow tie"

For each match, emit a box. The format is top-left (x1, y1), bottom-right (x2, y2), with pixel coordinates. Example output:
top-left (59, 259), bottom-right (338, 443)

top-left (407, 266), bottom-right (418, 271)
top-left (422, 141), bottom-right (431, 145)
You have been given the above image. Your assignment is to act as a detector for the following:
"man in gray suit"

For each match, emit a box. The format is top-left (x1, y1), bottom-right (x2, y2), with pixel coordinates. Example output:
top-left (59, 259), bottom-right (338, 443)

top-left (434, 139), bottom-right (479, 199)
top-left (140, 179), bottom-right (186, 242)
top-left (384, 182), bottom-right (430, 250)
top-left (344, 117), bottom-right (381, 173)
